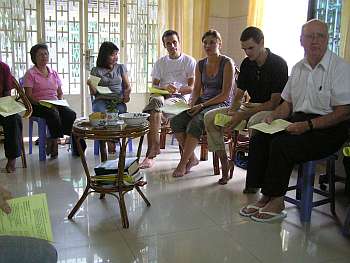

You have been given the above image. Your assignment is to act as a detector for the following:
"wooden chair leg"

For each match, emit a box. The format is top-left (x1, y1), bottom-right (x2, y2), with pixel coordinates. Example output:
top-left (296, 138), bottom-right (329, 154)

top-left (20, 137), bottom-right (27, 168)
top-left (160, 126), bottom-right (166, 149)
top-left (328, 158), bottom-right (336, 215)
top-left (213, 152), bottom-right (220, 175)
top-left (200, 143), bottom-right (208, 161)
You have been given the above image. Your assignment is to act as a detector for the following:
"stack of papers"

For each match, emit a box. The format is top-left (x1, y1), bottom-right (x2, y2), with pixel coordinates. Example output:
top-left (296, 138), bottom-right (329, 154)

top-left (0, 194), bottom-right (53, 241)
top-left (250, 119), bottom-right (291, 134)
top-left (0, 96), bottom-right (26, 117)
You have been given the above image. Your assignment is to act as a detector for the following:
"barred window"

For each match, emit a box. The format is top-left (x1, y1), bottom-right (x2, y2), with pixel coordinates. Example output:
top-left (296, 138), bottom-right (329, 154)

top-left (0, 0), bottom-right (158, 94)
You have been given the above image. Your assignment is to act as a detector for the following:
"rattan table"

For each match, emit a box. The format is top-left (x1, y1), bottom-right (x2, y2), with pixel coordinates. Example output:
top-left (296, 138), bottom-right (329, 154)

top-left (68, 118), bottom-right (150, 228)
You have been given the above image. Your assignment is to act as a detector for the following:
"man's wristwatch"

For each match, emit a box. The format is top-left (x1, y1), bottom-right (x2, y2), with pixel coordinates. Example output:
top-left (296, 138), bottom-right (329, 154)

top-left (307, 119), bottom-right (314, 131)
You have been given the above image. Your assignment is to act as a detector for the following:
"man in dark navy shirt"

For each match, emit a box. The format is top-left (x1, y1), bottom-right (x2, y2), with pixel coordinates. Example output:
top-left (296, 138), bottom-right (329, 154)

top-left (204, 27), bottom-right (288, 188)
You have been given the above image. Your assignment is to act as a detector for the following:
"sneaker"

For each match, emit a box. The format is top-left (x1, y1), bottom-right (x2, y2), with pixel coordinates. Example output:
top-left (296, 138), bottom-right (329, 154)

top-left (243, 187), bottom-right (260, 194)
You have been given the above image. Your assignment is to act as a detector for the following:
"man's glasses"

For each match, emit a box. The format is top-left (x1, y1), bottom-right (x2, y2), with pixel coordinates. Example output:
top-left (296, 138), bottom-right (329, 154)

top-left (302, 33), bottom-right (327, 41)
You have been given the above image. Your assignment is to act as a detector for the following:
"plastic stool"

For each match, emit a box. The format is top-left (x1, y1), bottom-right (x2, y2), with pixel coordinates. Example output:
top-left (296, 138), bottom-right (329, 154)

top-left (284, 155), bottom-right (337, 222)
top-left (29, 117), bottom-right (48, 161)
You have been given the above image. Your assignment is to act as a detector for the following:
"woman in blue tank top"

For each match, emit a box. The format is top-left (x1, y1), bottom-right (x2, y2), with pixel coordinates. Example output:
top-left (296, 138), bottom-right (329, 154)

top-left (170, 29), bottom-right (234, 177)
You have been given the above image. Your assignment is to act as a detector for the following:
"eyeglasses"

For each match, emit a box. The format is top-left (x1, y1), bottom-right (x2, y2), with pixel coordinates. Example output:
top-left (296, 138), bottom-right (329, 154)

top-left (302, 33), bottom-right (327, 40)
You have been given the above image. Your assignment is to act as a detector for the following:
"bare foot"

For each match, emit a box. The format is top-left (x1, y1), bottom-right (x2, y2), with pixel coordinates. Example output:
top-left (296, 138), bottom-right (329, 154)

top-left (185, 158), bottom-right (199, 174)
top-left (241, 195), bottom-right (270, 215)
top-left (218, 161), bottom-right (234, 185)
top-left (139, 158), bottom-right (155, 169)
top-left (172, 163), bottom-right (186, 177)
top-left (5, 159), bottom-right (16, 173)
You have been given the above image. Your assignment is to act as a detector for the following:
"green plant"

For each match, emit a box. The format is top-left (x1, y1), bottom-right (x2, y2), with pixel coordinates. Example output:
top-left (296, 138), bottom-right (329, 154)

top-left (106, 98), bottom-right (122, 113)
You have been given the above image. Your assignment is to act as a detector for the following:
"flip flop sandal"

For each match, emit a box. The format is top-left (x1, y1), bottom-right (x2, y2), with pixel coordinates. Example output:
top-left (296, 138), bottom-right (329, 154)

top-left (251, 210), bottom-right (287, 223)
top-left (239, 204), bottom-right (261, 217)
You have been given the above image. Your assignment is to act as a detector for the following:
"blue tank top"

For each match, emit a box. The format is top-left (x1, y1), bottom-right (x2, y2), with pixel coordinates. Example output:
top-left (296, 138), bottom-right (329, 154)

top-left (199, 55), bottom-right (231, 104)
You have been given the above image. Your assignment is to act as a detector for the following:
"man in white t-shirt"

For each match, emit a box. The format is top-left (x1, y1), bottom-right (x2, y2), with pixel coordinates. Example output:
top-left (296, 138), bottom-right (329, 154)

top-left (140, 30), bottom-right (196, 169)
top-left (240, 19), bottom-right (350, 222)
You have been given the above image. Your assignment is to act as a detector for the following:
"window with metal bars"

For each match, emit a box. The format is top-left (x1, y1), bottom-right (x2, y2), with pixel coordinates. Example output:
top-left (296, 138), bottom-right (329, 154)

top-left (0, 0), bottom-right (158, 94)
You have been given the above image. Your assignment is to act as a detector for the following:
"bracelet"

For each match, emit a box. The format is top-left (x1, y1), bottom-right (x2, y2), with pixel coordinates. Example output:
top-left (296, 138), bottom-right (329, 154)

top-left (307, 119), bottom-right (314, 131)
top-left (200, 103), bottom-right (205, 108)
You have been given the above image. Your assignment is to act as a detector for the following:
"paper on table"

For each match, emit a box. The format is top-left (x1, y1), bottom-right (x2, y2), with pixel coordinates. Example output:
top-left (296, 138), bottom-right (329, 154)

top-left (149, 87), bottom-right (170, 95)
top-left (214, 113), bottom-right (247, 130)
top-left (88, 75), bottom-right (101, 88)
top-left (0, 194), bottom-right (53, 242)
top-left (0, 96), bottom-right (26, 117)
top-left (250, 119), bottom-right (291, 134)
top-left (161, 101), bottom-right (189, 115)
top-left (96, 86), bottom-right (112, 94)
top-left (39, 99), bottom-right (70, 108)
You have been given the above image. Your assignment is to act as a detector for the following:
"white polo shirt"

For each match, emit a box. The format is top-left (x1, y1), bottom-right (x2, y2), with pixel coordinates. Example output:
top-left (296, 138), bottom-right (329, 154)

top-left (282, 50), bottom-right (350, 115)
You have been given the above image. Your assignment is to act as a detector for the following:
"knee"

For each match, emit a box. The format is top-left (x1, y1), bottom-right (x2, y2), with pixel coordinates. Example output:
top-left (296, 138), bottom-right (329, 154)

top-left (170, 115), bottom-right (180, 130)
top-left (203, 111), bottom-right (215, 127)
top-left (187, 121), bottom-right (203, 139)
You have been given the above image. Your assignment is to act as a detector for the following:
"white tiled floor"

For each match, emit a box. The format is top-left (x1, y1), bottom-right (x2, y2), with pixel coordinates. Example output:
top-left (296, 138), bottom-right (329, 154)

top-left (1, 139), bottom-right (350, 263)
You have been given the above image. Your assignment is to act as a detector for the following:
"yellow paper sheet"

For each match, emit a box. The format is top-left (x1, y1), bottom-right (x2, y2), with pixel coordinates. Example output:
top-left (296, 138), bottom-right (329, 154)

top-left (0, 96), bottom-right (26, 117)
top-left (0, 194), bottom-right (53, 242)
top-left (149, 87), bottom-right (170, 95)
top-left (161, 101), bottom-right (189, 115)
top-left (39, 99), bottom-right (70, 108)
top-left (214, 113), bottom-right (247, 130)
top-left (96, 86), bottom-right (112, 94)
top-left (250, 119), bottom-right (291, 134)
top-left (89, 75), bottom-right (101, 88)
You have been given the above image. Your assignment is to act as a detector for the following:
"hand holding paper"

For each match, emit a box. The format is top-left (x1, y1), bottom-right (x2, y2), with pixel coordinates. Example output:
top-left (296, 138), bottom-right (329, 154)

top-left (250, 119), bottom-right (291, 134)
top-left (0, 194), bottom-right (53, 241)
top-left (88, 75), bottom-right (101, 88)
top-left (214, 113), bottom-right (247, 130)
top-left (161, 101), bottom-right (189, 115)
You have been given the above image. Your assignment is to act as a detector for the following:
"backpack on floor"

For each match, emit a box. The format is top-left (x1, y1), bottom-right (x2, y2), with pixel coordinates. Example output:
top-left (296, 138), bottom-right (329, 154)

top-left (234, 151), bottom-right (248, 170)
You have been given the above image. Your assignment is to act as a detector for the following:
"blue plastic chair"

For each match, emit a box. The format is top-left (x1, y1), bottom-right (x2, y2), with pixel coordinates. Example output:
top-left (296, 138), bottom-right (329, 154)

top-left (28, 117), bottom-right (49, 161)
top-left (19, 77), bottom-right (49, 161)
top-left (284, 154), bottom-right (337, 222)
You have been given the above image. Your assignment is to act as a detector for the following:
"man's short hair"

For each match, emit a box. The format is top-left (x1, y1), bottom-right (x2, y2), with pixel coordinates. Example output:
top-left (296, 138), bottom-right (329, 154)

top-left (162, 30), bottom-right (180, 45)
top-left (301, 19), bottom-right (329, 36)
top-left (240, 27), bottom-right (264, 44)
top-left (96, 41), bottom-right (119, 68)
top-left (201, 29), bottom-right (222, 43)
top-left (30, 43), bottom-right (49, 65)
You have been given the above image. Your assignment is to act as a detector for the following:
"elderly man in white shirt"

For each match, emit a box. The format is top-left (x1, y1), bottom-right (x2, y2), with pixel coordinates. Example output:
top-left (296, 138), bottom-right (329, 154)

top-left (240, 19), bottom-right (350, 222)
